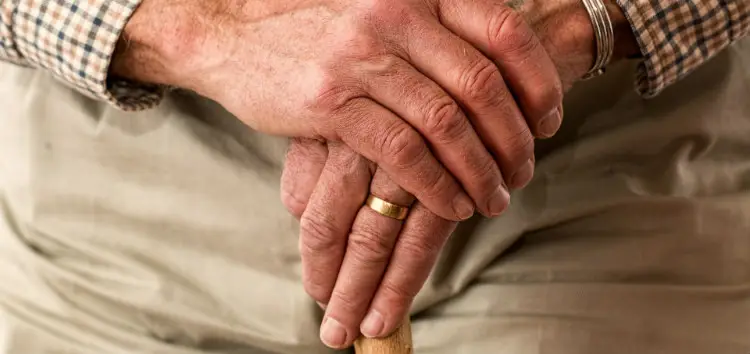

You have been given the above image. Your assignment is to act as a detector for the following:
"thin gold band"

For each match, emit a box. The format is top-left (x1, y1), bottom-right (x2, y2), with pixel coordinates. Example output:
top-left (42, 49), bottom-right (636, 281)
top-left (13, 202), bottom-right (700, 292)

top-left (365, 195), bottom-right (410, 220)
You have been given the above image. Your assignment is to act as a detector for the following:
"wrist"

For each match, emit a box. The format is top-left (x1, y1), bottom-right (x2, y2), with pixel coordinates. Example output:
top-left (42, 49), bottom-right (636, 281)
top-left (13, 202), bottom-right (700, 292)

top-left (513, 0), bottom-right (639, 86)
top-left (607, 0), bottom-right (641, 61)
top-left (109, 0), bottom-right (213, 89)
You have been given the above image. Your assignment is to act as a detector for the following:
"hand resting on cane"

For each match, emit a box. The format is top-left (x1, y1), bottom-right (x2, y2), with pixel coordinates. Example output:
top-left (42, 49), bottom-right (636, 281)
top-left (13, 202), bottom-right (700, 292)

top-left (277, 0), bottom-right (640, 350)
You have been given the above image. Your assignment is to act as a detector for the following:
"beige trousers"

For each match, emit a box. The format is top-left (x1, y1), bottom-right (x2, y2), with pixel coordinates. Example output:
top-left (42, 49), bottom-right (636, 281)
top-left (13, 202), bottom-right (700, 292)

top-left (1, 39), bottom-right (749, 354)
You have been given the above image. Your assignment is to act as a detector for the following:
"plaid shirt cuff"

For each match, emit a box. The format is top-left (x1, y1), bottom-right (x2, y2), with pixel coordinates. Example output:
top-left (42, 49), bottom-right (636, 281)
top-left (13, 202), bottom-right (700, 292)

top-left (617, 0), bottom-right (750, 98)
top-left (4, 0), bottom-right (161, 110)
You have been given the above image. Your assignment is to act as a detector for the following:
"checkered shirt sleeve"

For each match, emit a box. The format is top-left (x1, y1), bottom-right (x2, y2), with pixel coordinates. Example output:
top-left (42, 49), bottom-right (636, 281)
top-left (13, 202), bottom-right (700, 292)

top-left (616, 0), bottom-right (750, 97)
top-left (1, 1), bottom-right (749, 109)
top-left (0, 0), bottom-right (161, 110)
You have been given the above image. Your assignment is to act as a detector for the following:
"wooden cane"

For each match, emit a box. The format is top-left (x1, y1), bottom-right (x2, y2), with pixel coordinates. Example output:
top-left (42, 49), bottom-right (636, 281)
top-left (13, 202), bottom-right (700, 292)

top-left (354, 317), bottom-right (412, 354)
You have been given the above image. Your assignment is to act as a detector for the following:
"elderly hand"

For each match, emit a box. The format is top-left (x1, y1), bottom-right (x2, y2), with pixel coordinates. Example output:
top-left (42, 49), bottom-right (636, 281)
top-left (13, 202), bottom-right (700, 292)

top-left (279, 0), bottom-right (640, 350)
top-left (282, 139), bottom-right (458, 349)
top-left (111, 0), bottom-right (564, 221)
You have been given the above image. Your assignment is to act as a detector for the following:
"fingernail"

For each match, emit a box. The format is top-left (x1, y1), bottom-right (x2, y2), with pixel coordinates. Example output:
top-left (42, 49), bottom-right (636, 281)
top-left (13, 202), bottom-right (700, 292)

top-left (316, 301), bottom-right (327, 310)
top-left (510, 158), bottom-right (535, 188)
top-left (361, 310), bottom-right (385, 338)
top-left (453, 193), bottom-right (475, 220)
top-left (487, 184), bottom-right (510, 217)
top-left (538, 108), bottom-right (562, 138)
top-left (320, 317), bottom-right (348, 348)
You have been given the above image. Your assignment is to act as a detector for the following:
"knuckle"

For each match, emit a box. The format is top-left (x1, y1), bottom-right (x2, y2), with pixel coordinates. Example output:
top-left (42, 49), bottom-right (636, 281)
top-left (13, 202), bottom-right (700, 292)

top-left (281, 190), bottom-right (307, 219)
top-left (311, 36), bottom-right (381, 116)
top-left (420, 170), bottom-right (454, 203)
top-left (471, 156), bottom-right (500, 183)
top-left (328, 146), bottom-right (364, 175)
top-left (329, 289), bottom-right (364, 316)
top-left (521, 71), bottom-right (564, 120)
top-left (459, 58), bottom-right (503, 102)
top-left (311, 80), bottom-right (364, 117)
top-left (347, 227), bottom-right (393, 266)
top-left (378, 123), bottom-right (427, 169)
top-left (533, 80), bottom-right (564, 116)
top-left (360, 55), bottom-right (406, 85)
top-left (488, 8), bottom-right (537, 56)
top-left (299, 211), bottom-right (340, 254)
top-left (397, 236), bottom-right (441, 266)
top-left (347, 33), bottom-right (389, 61)
top-left (505, 129), bottom-right (535, 164)
top-left (302, 272), bottom-right (331, 303)
top-left (333, 17), bottom-right (390, 62)
top-left (289, 138), bottom-right (327, 160)
top-left (380, 277), bottom-right (419, 301)
top-left (422, 97), bottom-right (468, 143)
top-left (374, 55), bottom-right (404, 76)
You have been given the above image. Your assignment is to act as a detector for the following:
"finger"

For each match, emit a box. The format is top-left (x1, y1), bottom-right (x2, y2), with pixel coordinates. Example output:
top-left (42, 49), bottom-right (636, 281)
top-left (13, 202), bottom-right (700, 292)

top-left (299, 143), bottom-right (373, 306)
top-left (336, 98), bottom-right (475, 221)
top-left (438, 0), bottom-right (564, 139)
top-left (361, 202), bottom-right (456, 339)
top-left (394, 17), bottom-right (536, 189)
top-left (320, 169), bottom-right (414, 349)
top-left (281, 138), bottom-right (329, 218)
top-left (359, 57), bottom-right (508, 217)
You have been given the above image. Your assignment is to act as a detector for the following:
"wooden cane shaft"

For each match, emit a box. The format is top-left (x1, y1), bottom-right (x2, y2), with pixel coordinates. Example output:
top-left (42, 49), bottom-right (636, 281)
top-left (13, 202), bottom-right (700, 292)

top-left (354, 318), bottom-right (412, 354)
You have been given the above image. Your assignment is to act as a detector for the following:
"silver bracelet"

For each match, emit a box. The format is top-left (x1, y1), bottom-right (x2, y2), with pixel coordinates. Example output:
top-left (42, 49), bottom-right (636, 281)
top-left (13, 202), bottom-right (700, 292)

top-left (580, 0), bottom-right (614, 80)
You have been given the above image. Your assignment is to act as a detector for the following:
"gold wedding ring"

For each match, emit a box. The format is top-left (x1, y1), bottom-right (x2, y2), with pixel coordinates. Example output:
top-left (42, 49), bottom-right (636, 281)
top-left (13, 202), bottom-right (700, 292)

top-left (365, 195), bottom-right (410, 220)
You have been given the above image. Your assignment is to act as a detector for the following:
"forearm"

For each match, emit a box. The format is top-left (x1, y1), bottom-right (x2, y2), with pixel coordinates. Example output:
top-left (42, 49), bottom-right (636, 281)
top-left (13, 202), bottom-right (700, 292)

top-left (110, 0), bottom-right (209, 90)
top-left (109, 0), bottom-right (312, 93)
top-left (0, 0), bottom-right (163, 110)
top-left (113, 0), bottom-right (749, 101)
top-left (114, 0), bottom-right (639, 88)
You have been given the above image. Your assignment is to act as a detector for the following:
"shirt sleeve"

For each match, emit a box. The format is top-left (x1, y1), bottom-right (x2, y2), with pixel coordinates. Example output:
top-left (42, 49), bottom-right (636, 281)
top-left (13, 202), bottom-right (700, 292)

top-left (0, 0), bottom-right (161, 110)
top-left (616, 0), bottom-right (750, 98)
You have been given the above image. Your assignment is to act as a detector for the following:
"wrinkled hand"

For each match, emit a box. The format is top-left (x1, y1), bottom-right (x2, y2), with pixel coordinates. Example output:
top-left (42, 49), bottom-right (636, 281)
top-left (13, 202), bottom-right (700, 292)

top-left (278, 0), bottom-right (640, 350)
top-left (113, 0), bottom-right (564, 220)
top-left (282, 139), bottom-right (458, 349)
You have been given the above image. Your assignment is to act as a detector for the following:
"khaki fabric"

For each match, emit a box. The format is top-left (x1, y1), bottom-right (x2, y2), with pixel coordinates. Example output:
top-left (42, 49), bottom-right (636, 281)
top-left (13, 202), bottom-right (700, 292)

top-left (1, 38), bottom-right (749, 354)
